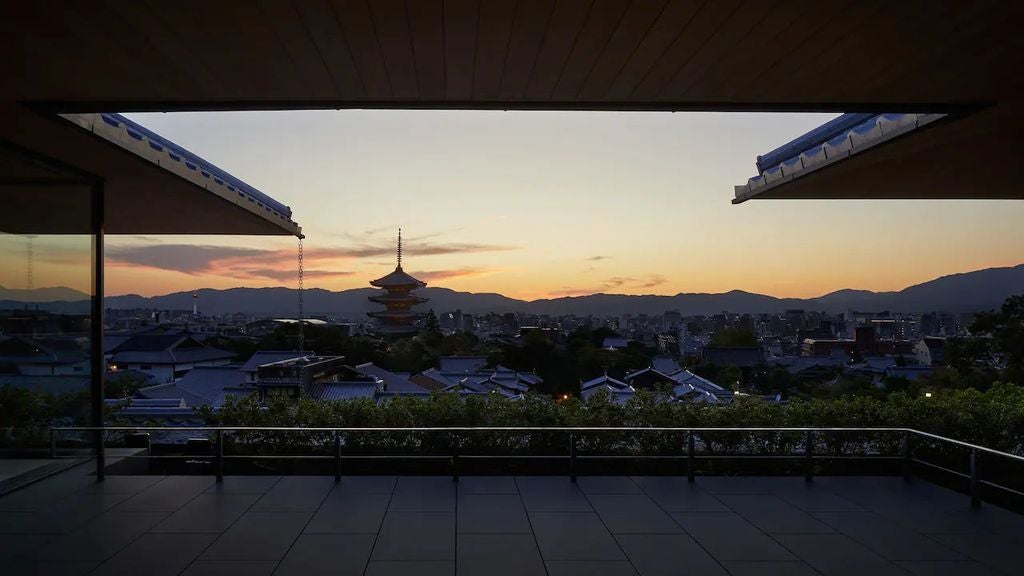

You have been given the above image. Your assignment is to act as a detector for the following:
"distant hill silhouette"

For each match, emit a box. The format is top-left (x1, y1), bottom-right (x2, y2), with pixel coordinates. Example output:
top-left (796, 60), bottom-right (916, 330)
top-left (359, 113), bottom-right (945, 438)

top-left (0, 285), bottom-right (90, 302)
top-left (4, 265), bottom-right (1023, 318)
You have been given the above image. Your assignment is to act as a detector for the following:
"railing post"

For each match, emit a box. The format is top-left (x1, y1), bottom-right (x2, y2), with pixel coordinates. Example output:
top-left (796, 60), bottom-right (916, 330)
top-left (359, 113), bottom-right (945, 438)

top-left (969, 448), bottom-right (981, 508)
top-left (901, 431), bottom-right (911, 481)
top-left (804, 430), bottom-right (814, 483)
top-left (687, 431), bottom-right (695, 483)
top-left (451, 432), bottom-right (459, 483)
top-left (569, 432), bottom-right (577, 483)
top-left (49, 429), bottom-right (56, 459)
top-left (215, 430), bottom-right (224, 483)
top-left (334, 431), bottom-right (342, 483)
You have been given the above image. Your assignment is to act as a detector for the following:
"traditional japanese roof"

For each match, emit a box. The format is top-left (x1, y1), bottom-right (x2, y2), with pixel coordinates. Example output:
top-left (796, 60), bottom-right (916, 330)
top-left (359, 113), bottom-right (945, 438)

top-left (369, 267), bottom-right (427, 289)
top-left (581, 374), bottom-right (631, 391)
top-left (3, 110), bottom-right (302, 236)
top-left (315, 381), bottom-right (380, 401)
top-left (353, 362), bottom-right (429, 394)
top-left (651, 356), bottom-right (682, 375)
top-left (735, 113), bottom-right (947, 203)
top-left (368, 292), bottom-right (428, 305)
top-left (110, 346), bottom-right (236, 365)
top-left (438, 356), bottom-right (489, 374)
top-left (602, 337), bottom-right (630, 350)
top-left (624, 367), bottom-right (678, 384)
top-left (239, 350), bottom-right (310, 373)
top-left (136, 366), bottom-right (254, 408)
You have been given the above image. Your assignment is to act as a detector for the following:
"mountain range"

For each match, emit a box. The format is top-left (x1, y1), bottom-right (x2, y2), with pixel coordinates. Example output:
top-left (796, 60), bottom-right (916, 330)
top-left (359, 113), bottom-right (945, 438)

top-left (3, 264), bottom-right (1023, 318)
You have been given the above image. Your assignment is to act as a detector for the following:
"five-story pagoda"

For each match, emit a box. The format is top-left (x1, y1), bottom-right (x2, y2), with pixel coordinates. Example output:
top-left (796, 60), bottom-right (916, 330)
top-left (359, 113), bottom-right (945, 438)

top-left (368, 229), bottom-right (427, 334)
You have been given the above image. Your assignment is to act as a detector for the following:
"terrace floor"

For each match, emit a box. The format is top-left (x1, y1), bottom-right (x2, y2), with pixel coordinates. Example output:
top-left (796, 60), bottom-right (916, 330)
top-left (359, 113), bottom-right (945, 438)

top-left (1, 466), bottom-right (1021, 575)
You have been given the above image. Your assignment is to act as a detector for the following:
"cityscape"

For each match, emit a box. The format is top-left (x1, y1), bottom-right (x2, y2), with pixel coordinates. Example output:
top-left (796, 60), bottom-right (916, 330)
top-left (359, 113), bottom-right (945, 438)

top-left (3, 235), bottom-right (1018, 428)
top-left (2, 3), bottom-right (1024, 576)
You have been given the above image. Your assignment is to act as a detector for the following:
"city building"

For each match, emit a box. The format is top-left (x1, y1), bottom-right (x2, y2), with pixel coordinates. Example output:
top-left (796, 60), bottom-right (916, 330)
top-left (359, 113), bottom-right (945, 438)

top-left (915, 337), bottom-right (947, 366)
top-left (106, 332), bottom-right (236, 383)
top-left (409, 356), bottom-right (542, 398)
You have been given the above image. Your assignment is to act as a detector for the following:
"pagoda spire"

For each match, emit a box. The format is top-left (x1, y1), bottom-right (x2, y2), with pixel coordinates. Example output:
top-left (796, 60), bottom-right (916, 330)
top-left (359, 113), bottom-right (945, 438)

top-left (397, 228), bottom-right (403, 269)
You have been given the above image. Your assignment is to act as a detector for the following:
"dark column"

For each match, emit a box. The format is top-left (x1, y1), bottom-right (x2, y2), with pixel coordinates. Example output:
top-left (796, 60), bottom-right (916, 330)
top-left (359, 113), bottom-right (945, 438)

top-left (91, 180), bottom-right (105, 481)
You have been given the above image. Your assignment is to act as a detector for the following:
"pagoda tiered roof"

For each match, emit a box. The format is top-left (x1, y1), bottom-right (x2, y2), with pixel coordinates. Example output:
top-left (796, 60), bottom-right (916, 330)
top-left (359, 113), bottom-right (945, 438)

top-left (369, 267), bottom-right (427, 289)
top-left (368, 292), bottom-right (428, 305)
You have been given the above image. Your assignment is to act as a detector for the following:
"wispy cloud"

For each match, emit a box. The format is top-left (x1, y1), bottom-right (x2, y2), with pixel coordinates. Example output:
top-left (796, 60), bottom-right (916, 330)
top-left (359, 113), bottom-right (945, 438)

top-left (601, 275), bottom-right (666, 289)
top-left (546, 287), bottom-right (597, 297)
top-left (411, 267), bottom-right (494, 282)
top-left (107, 245), bottom-right (267, 274)
top-left (237, 269), bottom-right (354, 282)
top-left (546, 274), bottom-right (669, 298)
top-left (330, 241), bottom-right (518, 259)
top-left (639, 274), bottom-right (667, 288)
top-left (106, 244), bottom-right (355, 284)
top-left (105, 238), bottom-right (520, 281)
top-left (586, 255), bottom-right (610, 261)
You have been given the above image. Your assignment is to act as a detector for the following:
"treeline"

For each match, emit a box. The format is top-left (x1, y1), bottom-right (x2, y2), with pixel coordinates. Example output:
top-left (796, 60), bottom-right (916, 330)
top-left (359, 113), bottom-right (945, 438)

top-left (202, 383), bottom-right (1024, 456)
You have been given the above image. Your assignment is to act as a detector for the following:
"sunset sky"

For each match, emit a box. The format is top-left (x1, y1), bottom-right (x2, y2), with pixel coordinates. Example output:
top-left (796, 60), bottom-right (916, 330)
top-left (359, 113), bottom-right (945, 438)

top-left (5, 110), bottom-right (1024, 300)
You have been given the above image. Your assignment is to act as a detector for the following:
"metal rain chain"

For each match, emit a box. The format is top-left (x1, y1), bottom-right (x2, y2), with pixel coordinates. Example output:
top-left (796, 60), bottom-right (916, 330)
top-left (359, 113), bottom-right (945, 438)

top-left (297, 235), bottom-right (305, 355)
top-left (25, 235), bottom-right (34, 292)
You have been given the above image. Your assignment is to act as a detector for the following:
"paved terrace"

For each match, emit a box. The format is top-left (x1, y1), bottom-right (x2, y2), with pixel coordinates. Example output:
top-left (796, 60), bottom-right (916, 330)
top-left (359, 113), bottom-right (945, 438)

top-left (1, 468), bottom-right (1021, 575)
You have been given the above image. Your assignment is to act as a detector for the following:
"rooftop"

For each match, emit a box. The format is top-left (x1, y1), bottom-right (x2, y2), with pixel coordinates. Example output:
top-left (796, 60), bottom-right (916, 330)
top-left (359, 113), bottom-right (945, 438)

top-left (2, 467), bottom-right (1020, 575)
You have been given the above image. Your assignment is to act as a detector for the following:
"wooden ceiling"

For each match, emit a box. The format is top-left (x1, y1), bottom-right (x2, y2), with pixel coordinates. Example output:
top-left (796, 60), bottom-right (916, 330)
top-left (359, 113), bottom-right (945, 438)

top-left (2, 0), bottom-right (1021, 111)
top-left (1, 0), bottom-right (1021, 208)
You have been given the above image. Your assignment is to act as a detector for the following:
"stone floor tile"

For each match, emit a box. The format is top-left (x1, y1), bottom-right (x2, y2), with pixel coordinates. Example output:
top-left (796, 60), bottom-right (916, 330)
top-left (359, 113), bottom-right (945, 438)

top-left (180, 561), bottom-right (277, 576)
top-left (529, 512), bottom-right (626, 561)
top-left (456, 476), bottom-right (518, 494)
top-left (577, 476), bottom-right (643, 494)
top-left (632, 477), bottom-right (730, 512)
top-left (370, 511), bottom-right (455, 561)
top-left (814, 511), bottom-right (964, 560)
top-left (458, 494), bottom-right (531, 533)
top-left (335, 476), bottom-right (398, 494)
top-left (305, 490), bottom-right (390, 533)
top-left (151, 493), bottom-right (260, 533)
top-left (772, 533), bottom-right (909, 576)
top-left (364, 560), bottom-right (454, 575)
top-left (204, 476), bottom-right (281, 495)
top-left (92, 532), bottom-right (218, 576)
top-left (388, 476), bottom-right (456, 511)
top-left (616, 533), bottom-right (728, 575)
top-left (894, 560), bottom-right (1002, 575)
top-left (588, 494), bottom-right (682, 534)
top-left (545, 560), bottom-right (639, 575)
top-left (515, 477), bottom-right (592, 512)
top-left (274, 533), bottom-right (376, 575)
top-left (39, 511), bottom-right (167, 561)
top-left (199, 511), bottom-right (311, 561)
top-left (250, 476), bottom-right (333, 512)
top-left (718, 494), bottom-right (833, 534)
top-left (113, 476), bottom-right (215, 512)
top-left (671, 512), bottom-right (795, 561)
top-left (720, 561), bottom-right (819, 575)
top-left (457, 533), bottom-right (545, 576)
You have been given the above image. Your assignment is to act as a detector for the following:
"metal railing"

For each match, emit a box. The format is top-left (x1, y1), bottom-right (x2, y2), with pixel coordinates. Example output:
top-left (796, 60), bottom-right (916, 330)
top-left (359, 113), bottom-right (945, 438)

top-left (48, 425), bottom-right (1024, 508)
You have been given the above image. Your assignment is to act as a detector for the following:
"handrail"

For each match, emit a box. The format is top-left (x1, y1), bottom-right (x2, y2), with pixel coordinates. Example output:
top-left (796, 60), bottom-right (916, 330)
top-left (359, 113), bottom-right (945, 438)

top-left (49, 425), bottom-right (1024, 463)
top-left (906, 429), bottom-right (1024, 463)
top-left (53, 426), bottom-right (905, 432)
top-left (48, 424), bottom-right (1024, 455)
top-left (45, 425), bottom-right (1024, 507)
